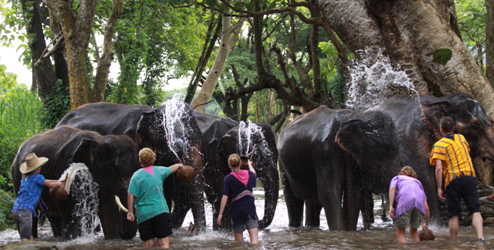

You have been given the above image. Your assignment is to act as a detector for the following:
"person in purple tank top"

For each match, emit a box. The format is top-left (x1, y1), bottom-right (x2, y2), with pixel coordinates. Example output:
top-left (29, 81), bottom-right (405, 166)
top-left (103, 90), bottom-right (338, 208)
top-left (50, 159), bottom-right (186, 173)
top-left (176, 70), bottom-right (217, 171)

top-left (217, 153), bottom-right (259, 244)
top-left (389, 166), bottom-right (430, 243)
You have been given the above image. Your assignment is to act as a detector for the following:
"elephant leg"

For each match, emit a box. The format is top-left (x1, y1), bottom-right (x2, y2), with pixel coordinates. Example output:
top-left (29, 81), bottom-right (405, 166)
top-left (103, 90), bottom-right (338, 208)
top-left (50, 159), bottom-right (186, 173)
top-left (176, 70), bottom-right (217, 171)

top-left (281, 171), bottom-right (304, 227)
top-left (360, 189), bottom-right (374, 230)
top-left (305, 201), bottom-right (322, 227)
top-left (171, 201), bottom-right (190, 229)
top-left (46, 214), bottom-right (63, 237)
top-left (32, 216), bottom-right (38, 238)
top-left (381, 195), bottom-right (389, 222)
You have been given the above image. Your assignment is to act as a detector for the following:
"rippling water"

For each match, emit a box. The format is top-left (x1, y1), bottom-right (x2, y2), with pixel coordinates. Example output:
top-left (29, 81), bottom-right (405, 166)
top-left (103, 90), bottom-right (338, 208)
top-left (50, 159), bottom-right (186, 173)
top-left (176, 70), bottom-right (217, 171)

top-left (2, 192), bottom-right (493, 249)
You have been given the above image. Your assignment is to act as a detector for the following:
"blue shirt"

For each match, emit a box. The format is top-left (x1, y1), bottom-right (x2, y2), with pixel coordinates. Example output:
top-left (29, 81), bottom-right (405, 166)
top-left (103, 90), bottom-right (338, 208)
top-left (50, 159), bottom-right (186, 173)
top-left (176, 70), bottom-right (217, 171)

top-left (12, 173), bottom-right (45, 217)
top-left (128, 166), bottom-right (172, 224)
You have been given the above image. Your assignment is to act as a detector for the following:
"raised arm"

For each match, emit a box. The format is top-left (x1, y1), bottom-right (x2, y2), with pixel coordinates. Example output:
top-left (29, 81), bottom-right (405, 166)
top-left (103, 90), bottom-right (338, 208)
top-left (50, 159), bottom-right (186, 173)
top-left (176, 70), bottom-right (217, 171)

top-left (170, 163), bottom-right (183, 173)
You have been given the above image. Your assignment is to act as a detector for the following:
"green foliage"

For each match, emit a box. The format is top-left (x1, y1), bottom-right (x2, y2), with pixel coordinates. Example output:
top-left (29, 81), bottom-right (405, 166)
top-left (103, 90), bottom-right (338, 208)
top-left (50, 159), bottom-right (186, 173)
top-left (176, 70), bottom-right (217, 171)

top-left (0, 62), bottom-right (18, 92)
top-left (455, 0), bottom-right (485, 62)
top-left (433, 49), bottom-right (453, 65)
top-left (0, 188), bottom-right (14, 230)
top-left (0, 86), bottom-right (46, 189)
top-left (41, 80), bottom-right (70, 128)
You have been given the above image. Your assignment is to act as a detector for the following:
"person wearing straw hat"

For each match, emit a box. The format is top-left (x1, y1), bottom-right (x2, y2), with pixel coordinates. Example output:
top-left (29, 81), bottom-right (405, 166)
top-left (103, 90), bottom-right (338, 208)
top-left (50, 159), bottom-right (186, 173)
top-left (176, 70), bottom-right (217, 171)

top-left (217, 153), bottom-right (259, 244)
top-left (12, 153), bottom-right (63, 241)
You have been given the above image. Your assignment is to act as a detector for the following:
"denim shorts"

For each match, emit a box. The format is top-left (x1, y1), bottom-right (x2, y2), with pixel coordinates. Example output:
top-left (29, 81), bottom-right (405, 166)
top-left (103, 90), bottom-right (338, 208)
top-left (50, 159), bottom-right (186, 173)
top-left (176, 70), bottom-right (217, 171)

top-left (12, 210), bottom-right (33, 239)
top-left (394, 208), bottom-right (423, 229)
top-left (232, 214), bottom-right (259, 232)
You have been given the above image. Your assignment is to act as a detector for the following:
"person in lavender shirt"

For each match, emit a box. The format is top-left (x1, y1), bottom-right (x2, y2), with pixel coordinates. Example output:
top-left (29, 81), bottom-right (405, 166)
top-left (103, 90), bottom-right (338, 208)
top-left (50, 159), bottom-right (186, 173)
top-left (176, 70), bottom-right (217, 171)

top-left (389, 166), bottom-right (430, 243)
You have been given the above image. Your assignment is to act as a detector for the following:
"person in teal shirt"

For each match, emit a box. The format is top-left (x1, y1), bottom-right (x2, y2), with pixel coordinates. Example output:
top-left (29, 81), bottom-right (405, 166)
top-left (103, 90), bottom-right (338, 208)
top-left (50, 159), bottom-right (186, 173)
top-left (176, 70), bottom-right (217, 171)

top-left (127, 147), bottom-right (182, 248)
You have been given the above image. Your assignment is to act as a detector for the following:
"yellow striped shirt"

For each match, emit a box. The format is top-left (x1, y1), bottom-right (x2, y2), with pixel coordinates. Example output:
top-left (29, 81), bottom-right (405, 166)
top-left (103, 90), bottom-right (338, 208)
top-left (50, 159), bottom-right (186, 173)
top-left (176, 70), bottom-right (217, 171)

top-left (430, 133), bottom-right (475, 188)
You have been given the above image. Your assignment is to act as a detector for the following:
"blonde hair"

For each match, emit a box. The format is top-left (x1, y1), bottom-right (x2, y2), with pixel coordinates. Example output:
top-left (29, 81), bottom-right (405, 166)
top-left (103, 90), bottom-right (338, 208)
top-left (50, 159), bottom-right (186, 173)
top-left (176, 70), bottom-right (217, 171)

top-left (399, 166), bottom-right (417, 178)
top-left (139, 147), bottom-right (156, 167)
top-left (228, 154), bottom-right (240, 169)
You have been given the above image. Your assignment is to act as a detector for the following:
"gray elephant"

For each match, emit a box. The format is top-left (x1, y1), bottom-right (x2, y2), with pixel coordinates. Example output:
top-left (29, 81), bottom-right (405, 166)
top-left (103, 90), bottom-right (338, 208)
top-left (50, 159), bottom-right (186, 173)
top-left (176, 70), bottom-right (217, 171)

top-left (195, 112), bottom-right (279, 230)
top-left (56, 101), bottom-right (206, 231)
top-left (373, 93), bottom-right (494, 223)
top-left (278, 107), bottom-right (401, 230)
top-left (11, 126), bottom-right (140, 239)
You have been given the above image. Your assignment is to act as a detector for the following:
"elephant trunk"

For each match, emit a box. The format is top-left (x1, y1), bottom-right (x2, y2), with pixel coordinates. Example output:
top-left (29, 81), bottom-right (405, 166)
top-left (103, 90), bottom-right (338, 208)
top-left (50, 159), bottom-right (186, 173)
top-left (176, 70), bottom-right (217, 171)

top-left (257, 164), bottom-right (279, 229)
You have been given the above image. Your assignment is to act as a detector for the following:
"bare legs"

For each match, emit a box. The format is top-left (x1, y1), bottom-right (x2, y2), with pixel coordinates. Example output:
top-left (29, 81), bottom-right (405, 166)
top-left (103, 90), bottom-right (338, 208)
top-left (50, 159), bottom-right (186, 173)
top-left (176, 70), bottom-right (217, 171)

top-left (395, 226), bottom-right (420, 243)
top-left (143, 237), bottom-right (170, 248)
top-left (449, 212), bottom-right (484, 241)
top-left (233, 228), bottom-right (259, 245)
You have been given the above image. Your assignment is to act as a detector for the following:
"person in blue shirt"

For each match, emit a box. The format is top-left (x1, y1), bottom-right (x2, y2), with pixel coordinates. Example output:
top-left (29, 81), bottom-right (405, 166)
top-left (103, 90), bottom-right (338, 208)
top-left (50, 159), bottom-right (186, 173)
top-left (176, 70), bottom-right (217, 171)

top-left (12, 153), bottom-right (63, 241)
top-left (127, 148), bottom-right (182, 249)
top-left (217, 153), bottom-right (259, 244)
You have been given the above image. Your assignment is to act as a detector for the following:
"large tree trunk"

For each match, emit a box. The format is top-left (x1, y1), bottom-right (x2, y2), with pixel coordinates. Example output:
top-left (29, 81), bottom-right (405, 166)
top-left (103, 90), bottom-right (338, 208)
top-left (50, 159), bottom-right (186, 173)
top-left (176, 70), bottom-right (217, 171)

top-left (319, 0), bottom-right (494, 184)
top-left (46, 0), bottom-right (123, 109)
top-left (486, 0), bottom-right (494, 87)
top-left (190, 8), bottom-right (245, 112)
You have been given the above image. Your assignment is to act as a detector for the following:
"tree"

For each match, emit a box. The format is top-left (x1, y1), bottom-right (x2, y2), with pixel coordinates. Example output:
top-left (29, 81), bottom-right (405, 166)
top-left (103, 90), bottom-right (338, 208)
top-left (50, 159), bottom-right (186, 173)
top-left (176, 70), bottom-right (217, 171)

top-left (46, 0), bottom-right (123, 109)
top-left (190, 7), bottom-right (245, 112)
top-left (486, 0), bottom-right (494, 86)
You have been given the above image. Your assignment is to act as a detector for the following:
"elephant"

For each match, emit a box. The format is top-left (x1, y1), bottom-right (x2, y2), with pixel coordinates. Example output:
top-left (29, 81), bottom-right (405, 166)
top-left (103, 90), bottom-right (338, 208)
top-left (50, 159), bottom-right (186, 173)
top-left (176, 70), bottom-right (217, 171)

top-left (11, 126), bottom-right (140, 239)
top-left (56, 101), bottom-right (206, 231)
top-left (194, 112), bottom-right (279, 230)
top-left (371, 93), bottom-right (494, 223)
top-left (277, 106), bottom-right (402, 230)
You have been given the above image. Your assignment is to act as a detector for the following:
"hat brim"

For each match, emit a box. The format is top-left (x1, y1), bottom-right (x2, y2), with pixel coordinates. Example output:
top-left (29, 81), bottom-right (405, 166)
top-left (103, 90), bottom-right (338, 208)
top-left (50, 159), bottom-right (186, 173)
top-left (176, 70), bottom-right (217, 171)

top-left (20, 157), bottom-right (48, 174)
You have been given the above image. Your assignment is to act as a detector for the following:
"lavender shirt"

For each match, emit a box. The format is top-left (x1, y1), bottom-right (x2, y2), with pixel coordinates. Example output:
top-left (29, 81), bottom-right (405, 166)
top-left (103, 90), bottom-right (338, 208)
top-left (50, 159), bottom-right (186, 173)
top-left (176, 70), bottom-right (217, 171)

top-left (389, 175), bottom-right (427, 218)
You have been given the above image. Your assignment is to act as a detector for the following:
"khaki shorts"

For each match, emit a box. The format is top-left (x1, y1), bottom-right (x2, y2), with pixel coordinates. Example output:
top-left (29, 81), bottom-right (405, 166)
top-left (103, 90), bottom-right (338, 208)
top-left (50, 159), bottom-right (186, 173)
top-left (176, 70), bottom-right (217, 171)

top-left (394, 208), bottom-right (423, 229)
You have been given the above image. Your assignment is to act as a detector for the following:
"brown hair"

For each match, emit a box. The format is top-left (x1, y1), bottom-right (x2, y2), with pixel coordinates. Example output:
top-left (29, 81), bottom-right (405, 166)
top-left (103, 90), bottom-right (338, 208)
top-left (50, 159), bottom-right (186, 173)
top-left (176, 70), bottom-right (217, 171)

top-left (139, 147), bottom-right (156, 167)
top-left (399, 166), bottom-right (417, 178)
top-left (440, 116), bottom-right (455, 134)
top-left (228, 154), bottom-right (240, 169)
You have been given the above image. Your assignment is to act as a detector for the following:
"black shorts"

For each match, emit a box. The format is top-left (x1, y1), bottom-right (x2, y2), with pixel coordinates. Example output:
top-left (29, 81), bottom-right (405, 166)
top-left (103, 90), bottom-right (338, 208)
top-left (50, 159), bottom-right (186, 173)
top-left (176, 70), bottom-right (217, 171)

top-left (138, 212), bottom-right (172, 241)
top-left (446, 176), bottom-right (481, 218)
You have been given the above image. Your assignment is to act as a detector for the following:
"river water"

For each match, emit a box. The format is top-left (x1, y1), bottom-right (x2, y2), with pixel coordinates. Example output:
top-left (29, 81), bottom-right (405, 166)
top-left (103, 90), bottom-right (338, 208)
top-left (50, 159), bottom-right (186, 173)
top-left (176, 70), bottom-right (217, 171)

top-left (1, 191), bottom-right (493, 249)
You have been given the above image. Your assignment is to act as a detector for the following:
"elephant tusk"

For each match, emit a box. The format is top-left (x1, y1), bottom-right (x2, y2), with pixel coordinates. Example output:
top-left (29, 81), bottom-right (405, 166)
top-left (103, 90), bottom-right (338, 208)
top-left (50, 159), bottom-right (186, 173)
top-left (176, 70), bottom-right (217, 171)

top-left (114, 195), bottom-right (129, 213)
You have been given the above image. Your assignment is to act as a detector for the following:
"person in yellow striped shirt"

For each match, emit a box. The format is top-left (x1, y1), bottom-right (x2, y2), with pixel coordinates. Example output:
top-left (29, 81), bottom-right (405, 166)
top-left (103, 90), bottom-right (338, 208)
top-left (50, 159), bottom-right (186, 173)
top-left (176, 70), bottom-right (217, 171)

top-left (430, 116), bottom-right (484, 242)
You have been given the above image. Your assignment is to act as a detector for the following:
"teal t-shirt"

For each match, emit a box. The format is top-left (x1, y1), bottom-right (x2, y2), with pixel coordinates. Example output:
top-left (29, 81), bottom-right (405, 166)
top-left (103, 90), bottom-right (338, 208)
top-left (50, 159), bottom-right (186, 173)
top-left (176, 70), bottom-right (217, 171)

top-left (128, 166), bottom-right (172, 224)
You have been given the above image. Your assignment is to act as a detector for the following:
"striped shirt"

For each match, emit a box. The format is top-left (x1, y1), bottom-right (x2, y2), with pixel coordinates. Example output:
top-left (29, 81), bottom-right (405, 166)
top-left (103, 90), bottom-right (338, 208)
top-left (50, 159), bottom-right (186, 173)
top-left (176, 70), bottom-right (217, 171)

top-left (430, 133), bottom-right (475, 188)
top-left (12, 173), bottom-right (45, 217)
top-left (128, 166), bottom-right (171, 224)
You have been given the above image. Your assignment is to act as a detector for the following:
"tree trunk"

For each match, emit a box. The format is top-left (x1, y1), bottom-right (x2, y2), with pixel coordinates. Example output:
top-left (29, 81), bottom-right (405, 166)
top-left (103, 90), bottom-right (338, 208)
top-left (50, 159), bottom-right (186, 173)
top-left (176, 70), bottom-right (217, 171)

top-left (190, 8), bottom-right (245, 112)
top-left (486, 0), bottom-right (494, 87)
top-left (21, 0), bottom-right (58, 101)
top-left (46, 0), bottom-right (122, 109)
top-left (319, 0), bottom-right (494, 184)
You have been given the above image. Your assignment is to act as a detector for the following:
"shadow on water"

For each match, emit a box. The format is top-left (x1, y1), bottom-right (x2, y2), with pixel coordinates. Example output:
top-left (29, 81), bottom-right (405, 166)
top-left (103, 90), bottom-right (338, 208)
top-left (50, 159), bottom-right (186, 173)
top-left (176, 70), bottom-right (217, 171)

top-left (2, 193), bottom-right (494, 249)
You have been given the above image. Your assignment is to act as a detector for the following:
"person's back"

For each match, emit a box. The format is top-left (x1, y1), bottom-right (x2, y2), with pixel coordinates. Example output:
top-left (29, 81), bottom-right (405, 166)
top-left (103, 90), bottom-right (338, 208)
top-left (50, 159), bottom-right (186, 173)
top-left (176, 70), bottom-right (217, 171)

top-left (430, 116), bottom-right (484, 242)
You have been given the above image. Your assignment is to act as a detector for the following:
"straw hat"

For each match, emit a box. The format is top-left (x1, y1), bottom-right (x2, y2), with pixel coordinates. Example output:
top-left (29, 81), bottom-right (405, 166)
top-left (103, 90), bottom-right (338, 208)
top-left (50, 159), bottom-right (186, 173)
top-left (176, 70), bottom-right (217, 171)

top-left (20, 153), bottom-right (48, 174)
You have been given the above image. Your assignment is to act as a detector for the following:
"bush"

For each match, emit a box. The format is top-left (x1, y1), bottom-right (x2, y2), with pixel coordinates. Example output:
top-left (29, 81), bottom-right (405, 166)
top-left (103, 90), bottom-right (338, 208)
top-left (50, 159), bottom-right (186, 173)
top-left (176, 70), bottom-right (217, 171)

top-left (0, 86), bottom-right (47, 229)
top-left (41, 79), bottom-right (70, 128)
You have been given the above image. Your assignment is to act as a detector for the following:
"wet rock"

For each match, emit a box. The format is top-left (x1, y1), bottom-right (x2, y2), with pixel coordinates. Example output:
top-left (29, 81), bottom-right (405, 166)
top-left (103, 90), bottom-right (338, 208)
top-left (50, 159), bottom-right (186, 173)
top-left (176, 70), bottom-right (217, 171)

top-left (0, 241), bottom-right (59, 250)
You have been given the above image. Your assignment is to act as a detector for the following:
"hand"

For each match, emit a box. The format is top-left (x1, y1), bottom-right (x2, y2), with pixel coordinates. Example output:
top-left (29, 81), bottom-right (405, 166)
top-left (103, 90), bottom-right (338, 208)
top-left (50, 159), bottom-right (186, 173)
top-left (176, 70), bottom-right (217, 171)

top-left (421, 222), bottom-right (428, 230)
top-left (127, 212), bottom-right (135, 222)
top-left (389, 207), bottom-right (395, 219)
top-left (437, 188), bottom-right (446, 202)
top-left (57, 180), bottom-right (64, 188)
top-left (217, 214), bottom-right (222, 226)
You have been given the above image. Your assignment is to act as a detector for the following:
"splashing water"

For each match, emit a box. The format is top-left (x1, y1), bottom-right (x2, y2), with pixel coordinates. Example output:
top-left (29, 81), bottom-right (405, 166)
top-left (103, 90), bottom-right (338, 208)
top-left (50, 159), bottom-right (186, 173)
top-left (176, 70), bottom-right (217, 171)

top-left (163, 93), bottom-right (193, 162)
top-left (346, 48), bottom-right (419, 110)
top-left (237, 121), bottom-right (273, 160)
top-left (63, 163), bottom-right (100, 236)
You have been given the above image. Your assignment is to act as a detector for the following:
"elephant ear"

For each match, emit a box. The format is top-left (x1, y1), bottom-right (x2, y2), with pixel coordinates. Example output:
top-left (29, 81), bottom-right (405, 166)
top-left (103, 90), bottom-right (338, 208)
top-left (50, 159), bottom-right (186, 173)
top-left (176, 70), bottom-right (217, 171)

top-left (336, 111), bottom-right (397, 164)
top-left (72, 138), bottom-right (97, 167)
top-left (136, 110), bottom-right (159, 150)
top-left (218, 128), bottom-right (238, 161)
top-left (420, 101), bottom-right (449, 140)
